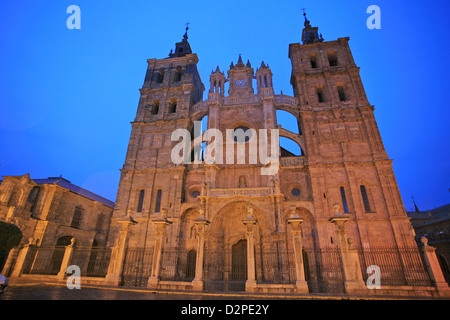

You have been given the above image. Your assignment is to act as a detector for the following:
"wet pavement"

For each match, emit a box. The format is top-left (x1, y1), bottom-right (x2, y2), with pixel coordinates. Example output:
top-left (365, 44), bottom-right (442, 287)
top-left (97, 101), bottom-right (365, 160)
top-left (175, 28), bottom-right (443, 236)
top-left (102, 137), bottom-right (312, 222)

top-left (0, 283), bottom-right (276, 300)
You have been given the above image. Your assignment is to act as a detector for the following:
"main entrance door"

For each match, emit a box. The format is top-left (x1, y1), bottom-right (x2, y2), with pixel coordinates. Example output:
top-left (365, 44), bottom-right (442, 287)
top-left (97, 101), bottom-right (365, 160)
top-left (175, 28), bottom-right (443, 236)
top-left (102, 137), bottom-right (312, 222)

top-left (230, 239), bottom-right (247, 291)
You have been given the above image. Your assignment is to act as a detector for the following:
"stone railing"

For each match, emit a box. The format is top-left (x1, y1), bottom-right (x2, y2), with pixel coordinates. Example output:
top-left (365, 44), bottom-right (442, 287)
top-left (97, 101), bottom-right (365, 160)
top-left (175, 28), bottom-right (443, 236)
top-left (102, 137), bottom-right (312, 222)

top-left (191, 101), bottom-right (207, 114)
top-left (280, 156), bottom-right (305, 167)
top-left (223, 95), bottom-right (260, 106)
top-left (208, 187), bottom-right (273, 197)
top-left (274, 95), bottom-right (298, 107)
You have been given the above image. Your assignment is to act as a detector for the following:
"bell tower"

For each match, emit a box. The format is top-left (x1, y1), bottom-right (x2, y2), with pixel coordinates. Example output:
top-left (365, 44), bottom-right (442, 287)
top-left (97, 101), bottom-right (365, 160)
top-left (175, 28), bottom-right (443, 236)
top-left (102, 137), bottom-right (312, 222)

top-left (288, 12), bottom-right (416, 248)
top-left (227, 55), bottom-right (255, 96)
top-left (113, 27), bottom-right (205, 239)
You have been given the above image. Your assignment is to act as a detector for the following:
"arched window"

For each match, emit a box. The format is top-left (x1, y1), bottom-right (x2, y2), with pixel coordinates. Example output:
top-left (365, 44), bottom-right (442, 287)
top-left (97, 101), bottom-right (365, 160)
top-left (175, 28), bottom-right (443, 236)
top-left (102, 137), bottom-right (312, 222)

top-left (310, 53), bottom-right (318, 69)
top-left (71, 207), bottom-right (83, 229)
top-left (360, 185), bottom-right (371, 212)
top-left (151, 100), bottom-right (160, 115)
top-left (7, 189), bottom-right (20, 207)
top-left (264, 75), bottom-right (268, 88)
top-left (137, 190), bottom-right (145, 213)
top-left (316, 86), bottom-right (325, 103)
top-left (95, 213), bottom-right (105, 232)
top-left (276, 110), bottom-right (301, 135)
top-left (190, 115), bottom-right (208, 162)
top-left (156, 69), bottom-right (164, 83)
top-left (155, 189), bottom-right (162, 213)
top-left (28, 186), bottom-right (41, 214)
top-left (340, 186), bottom-right (349, 213)
top-left (279, 137), bottom-right (302, 157)
top-left (328, 51), bottom-right (338, 66)
top-left (337, 86), bottom-right (346, 101)
top-left (174, 66), bottom-right (182, 82)
top-left (168, 99), bottom-right (177, 113)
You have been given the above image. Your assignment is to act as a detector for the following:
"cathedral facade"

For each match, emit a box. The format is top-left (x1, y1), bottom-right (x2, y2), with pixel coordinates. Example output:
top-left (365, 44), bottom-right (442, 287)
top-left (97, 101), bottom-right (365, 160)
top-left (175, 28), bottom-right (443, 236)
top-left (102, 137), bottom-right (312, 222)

top-left (103, 17), bottom-right (447, 295)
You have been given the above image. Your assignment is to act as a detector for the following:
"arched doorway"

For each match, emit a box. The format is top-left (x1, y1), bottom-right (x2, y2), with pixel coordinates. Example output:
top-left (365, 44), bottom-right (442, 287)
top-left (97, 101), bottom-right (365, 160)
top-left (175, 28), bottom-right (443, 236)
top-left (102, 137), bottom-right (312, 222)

top-left (49, 236), bottom-right (73, 274)
top-left (0, 221), bottom-right (22, 274)
top-left (203, 201), bottom-right (271, 291)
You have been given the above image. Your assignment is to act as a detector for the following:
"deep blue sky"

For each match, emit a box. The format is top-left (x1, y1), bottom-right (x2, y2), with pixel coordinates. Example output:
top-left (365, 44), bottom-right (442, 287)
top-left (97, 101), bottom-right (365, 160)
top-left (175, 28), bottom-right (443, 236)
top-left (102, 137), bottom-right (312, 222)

top-left (0, 0), bottom-right (449, 211)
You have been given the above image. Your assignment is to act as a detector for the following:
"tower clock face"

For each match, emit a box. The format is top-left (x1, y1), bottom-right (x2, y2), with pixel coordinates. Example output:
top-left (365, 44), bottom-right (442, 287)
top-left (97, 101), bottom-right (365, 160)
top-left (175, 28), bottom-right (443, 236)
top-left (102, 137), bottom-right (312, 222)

top-left (235, 78), bottom-right (246, 86)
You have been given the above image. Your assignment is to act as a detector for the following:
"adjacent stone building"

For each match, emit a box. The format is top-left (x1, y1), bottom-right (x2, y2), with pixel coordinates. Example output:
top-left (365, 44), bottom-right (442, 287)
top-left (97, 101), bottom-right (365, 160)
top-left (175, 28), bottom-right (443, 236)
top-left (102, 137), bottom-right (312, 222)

top-left (0, 174), bottom-right (114, 276)
top-left (408, 203), bottom-right (450, 283)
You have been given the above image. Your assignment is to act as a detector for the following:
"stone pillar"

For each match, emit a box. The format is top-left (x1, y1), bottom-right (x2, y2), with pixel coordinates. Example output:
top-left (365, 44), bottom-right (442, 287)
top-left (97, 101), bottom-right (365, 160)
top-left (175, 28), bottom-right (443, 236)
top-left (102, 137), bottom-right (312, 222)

top-left (420, 237), bottom-right (450, 294)
top-left (287, 210), bottom-right (309, 293)
top-left (105, 219), bottom-right (135, 286)
top-left (57, 238), bottom-right (76, 280)
top-left (192, 213), bottom-right (209, 291)
top-left (329, 206), bottom-right (365, 294)
top-left (6, 206), bottom-right (15, 222)
top-left (243, 206), bottom-right (257, 292)
top-left (10, 241), bottom-right (34, 278)
top-left (147, 214), bottom-right (171, 288)
top-left (1, 247), bottom-right (20, 275)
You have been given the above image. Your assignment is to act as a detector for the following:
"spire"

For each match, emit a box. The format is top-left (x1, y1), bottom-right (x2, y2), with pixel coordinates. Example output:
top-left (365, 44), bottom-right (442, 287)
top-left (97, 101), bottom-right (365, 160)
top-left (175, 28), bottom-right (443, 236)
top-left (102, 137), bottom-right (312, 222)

top-left (412, 196), bottom-right (420, 213)
top-left (169, 23), bottom-right (193, 58)
top-left (236, 54), bottom-right (245, 67)
top-left (301, 10), bottom-right (324, 44)
top-left (183, 22), bottom-right (190, 41)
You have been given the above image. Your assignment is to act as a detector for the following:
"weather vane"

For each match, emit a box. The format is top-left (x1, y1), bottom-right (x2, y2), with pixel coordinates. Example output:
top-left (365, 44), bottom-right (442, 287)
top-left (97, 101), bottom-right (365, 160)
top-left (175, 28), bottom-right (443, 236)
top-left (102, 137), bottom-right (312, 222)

top-left (185, 22), bottom-right (190, 31)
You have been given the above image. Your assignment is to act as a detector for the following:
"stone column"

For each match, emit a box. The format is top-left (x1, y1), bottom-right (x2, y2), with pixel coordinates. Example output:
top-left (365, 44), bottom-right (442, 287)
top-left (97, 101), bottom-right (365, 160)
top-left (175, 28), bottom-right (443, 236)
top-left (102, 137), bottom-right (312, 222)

top-left (57, 238), bottom-right (76, 280)
top-left (420, 237), bottom-right (450, 294)
top-left (329, 205), bottom-right (365, 294)
top-left (6, 206), bottom-right (16, 223)
top-left (192, 213), bottom-right (210, 291)
top-left (10, 240), bottom-right (34, 278)
top-left (243, 206), bottom-right (257, 292)
top-left (287, 210), bottom-right (309, 293)
top-left (1, 247), bottom-right (20, 275)
top-left (105, 218), bottom-right (135, 286)
top-left (147, 214), bottom-right (171, 288)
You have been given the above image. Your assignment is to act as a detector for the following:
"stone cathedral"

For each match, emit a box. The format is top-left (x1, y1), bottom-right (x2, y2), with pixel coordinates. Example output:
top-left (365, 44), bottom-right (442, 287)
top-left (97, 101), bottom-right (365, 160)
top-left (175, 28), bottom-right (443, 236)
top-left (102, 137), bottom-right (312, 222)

top-left (103, 15), bottom-right (448, 296)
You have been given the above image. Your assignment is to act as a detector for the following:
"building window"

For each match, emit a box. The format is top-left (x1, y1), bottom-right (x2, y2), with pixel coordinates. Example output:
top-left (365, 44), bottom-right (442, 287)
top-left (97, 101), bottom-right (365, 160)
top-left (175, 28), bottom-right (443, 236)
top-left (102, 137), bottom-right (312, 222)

top-left (7, 190), bottom-right (20, 207)
top-left (151, 100), bottom-right (159, 115)
top-left (340, 187), bottom-right (349, 213)
top-left (156, 69), bottom-right (164, 83)
top-left (95, 213), bottom-right (105, 232)
top-left (337, 86), bottom-right (346, 101)
top-left (137, 190), bottom-right (145, 213)
top-left (28, 186), bottom-right (41, 214)
top-left (168, 100), bottom-right (177, 113)
top-left (328, 52), bottom-right (338, 66)
top-left (71, 207), bottom-right (83, 229)
top-left (310, 54), bottom-right (318, 68)
top-left (155, 189), bottom-right (162, 213)
top-left (174, 67), bottom-right (182, 82)
top-left (232, 126), bottom-right (252, 143)
top-left (360, 185), bottom-right (371, 212)
top-left (191, 190), bottom-right (200, 199)
top-left (316, 87), bottom-right (324, 103)
top-left (291, 188), bottom-right (301, 197)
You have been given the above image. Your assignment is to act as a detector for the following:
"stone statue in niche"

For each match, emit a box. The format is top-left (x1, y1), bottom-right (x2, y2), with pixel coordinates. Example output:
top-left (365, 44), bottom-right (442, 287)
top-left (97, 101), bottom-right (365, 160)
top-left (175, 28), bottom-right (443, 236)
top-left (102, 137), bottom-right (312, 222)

top-left (238, 175), bottom-right (247, 188)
